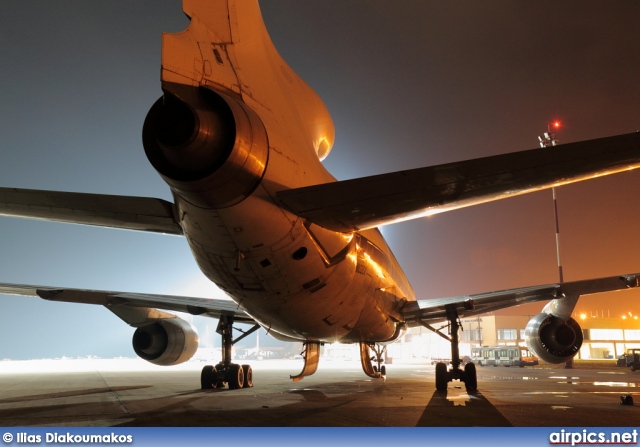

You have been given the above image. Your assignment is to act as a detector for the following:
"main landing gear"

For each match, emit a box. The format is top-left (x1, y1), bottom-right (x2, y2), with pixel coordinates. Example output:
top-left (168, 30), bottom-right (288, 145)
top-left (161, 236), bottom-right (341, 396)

top-left (201, 314), bottom-right (259, 390)
top-left (359, 342), bottom-right (386, 379)
top-left (421, 302), bottom-right (477, 392)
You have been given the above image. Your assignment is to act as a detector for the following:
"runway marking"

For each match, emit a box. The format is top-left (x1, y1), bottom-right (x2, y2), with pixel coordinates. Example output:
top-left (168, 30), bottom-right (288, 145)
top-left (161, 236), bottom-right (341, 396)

top-left (593, 382), bottom-right (637, 387)
top-left (549, 376), bottom-right (580, 379)
top-left (525, 391), bottom-right (640, 395)
top-left (477, 375), bottom-right (539, 380)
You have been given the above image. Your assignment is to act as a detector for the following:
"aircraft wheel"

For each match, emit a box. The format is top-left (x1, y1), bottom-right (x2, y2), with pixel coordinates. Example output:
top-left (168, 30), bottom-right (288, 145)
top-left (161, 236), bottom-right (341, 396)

top-left (435, 362), bottom-right (448, 391)
top-left (380, 365), bottom-right (386, 376)
top-left (242, 364), bottom-right (253, 388)
top-left (631, 365), bottom-right (636, 372)
top-left (227, 363), bottom-right (245, 389)
top-left (464, 362), bottom-right (477, 392)
top-left (201, 365), bottom-right (218, 390)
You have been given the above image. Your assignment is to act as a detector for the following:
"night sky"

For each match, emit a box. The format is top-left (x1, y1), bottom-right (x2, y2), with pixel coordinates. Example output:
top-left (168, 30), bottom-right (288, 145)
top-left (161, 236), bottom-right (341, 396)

top-left (1, 1), bottom-right (640, 359)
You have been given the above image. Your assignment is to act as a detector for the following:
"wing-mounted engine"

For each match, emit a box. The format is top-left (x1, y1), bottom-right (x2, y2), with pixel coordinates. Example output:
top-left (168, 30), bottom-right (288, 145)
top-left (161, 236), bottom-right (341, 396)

top-left (524, 293), bottom-right (583, 363)
top-left (143, 83), bottom-right (268, 209)
top-left (132, 318), bottom-right (199, 366)
top-left (524, 313), bottom-right (583, 363)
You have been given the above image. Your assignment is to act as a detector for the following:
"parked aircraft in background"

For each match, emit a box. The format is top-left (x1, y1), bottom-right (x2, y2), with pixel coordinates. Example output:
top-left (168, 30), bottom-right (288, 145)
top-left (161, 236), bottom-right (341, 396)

top-left (1, 0), bottom-right (640, 392)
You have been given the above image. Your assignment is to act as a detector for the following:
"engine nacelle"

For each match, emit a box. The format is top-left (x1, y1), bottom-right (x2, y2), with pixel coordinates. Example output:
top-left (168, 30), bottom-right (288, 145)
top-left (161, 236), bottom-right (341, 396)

top-left (132, 318), bottom-right (199, 366)
top-left (143, 83), bottom-right (268, 209)
top-left (524, 313), bottom-right (583, 364)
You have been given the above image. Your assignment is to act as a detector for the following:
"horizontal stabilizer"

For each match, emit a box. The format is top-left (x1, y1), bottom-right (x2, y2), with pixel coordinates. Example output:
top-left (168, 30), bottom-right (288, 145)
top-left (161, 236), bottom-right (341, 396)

top-left (0, 188), bottom-right (183, 235)
top-left (277, 132), bottom-right (640, 232)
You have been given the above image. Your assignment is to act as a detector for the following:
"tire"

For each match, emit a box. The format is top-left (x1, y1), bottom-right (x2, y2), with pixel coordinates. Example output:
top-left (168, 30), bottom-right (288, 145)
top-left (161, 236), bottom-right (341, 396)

top-left (242, 364), bottom-right (253, 388)
top-left (435, 362), bottom-right (448, 391)
top-left (464, 362), bottom-right (477, 392)
top-left (227, 363), bottom-right (245, 389)
top-left (200, 365), bottom-right (217, 390)
top-left (380, 365), bottom-right (387, 376)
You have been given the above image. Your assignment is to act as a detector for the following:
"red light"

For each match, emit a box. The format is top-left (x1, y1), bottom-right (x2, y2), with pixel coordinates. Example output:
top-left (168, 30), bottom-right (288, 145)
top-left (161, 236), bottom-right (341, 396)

top-left (552, 121), bottom-right (561, 129)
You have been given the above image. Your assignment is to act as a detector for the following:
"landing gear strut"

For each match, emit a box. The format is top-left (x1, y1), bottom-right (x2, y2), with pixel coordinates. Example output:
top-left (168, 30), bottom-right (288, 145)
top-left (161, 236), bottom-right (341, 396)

top-left (359, 342), bottom-right (386, 379)
top-left (201, 314), bottom-right (259, 390)
top-left (421, 302), bottom-right (477, 392)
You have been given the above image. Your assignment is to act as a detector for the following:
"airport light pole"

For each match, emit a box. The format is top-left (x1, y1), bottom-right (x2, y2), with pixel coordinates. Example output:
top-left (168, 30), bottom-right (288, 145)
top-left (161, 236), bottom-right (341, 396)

top-left (538, 121), bottom-right (573, 368)
top-left (538, 121), bottom-right (563, 283)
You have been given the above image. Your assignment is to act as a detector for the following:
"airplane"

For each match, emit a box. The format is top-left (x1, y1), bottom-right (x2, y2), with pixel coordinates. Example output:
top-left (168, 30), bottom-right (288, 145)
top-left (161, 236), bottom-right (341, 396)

top-left (1, 0), bottom-right (640, 392)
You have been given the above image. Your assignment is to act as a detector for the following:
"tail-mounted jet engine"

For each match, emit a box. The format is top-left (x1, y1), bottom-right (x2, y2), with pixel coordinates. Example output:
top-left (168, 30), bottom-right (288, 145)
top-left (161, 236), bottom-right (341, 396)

top-left (143, 83), bottom-right (269, 209)
top-left (524, 313), bottom-right (583, 363)
top-left (132, 318), bottom-right (199, 366)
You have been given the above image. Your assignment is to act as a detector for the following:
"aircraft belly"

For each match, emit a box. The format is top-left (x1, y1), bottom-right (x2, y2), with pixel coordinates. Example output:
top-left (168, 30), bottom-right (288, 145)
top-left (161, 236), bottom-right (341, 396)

top-left (238, 263), bottom-right (401, 343)
top-left (175, 189), bottom-right (402, 342)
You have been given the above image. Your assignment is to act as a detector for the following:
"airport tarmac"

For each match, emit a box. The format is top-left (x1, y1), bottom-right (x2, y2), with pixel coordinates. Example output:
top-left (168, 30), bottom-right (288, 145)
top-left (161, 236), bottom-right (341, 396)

top-left (0, 358), bottom-right (639, 426)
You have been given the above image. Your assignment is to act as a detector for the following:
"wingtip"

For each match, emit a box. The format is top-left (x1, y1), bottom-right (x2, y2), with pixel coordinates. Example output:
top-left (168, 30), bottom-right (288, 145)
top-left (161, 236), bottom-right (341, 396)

top-left (621, 275), bottom-right (640, 288)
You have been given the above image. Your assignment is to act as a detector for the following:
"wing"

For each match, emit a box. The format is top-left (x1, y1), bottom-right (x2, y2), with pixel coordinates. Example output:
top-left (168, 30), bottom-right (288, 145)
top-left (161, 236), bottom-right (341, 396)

top-left (401, 273), bottom-right (640, 326)
top-left (0, 283), bottom-right (254, 327)
top-left (277, 132), bottom-right (640, 232)
top-left (0, 188), bottom-right (183, 235)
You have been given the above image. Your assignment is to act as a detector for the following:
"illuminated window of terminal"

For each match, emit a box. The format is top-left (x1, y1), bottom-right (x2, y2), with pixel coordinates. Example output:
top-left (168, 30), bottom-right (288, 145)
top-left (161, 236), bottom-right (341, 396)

top-left (624, 329), bottom-right (640, 340)
top-left (461, 329), bottom-right (482, 341)
top-left (590, 329), bottom-right (624, 341)
top-left (497, 328), bottom-right (518, 340)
